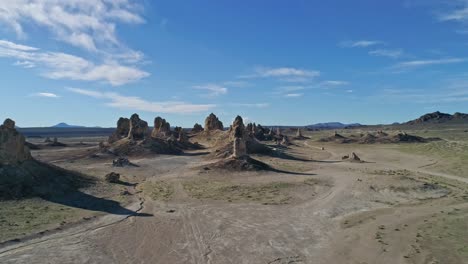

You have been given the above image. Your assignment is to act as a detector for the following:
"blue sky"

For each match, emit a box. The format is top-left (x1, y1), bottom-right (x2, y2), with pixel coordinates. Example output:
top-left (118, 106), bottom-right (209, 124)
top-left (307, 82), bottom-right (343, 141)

top-left (1, 0), bottom-right (468, 127)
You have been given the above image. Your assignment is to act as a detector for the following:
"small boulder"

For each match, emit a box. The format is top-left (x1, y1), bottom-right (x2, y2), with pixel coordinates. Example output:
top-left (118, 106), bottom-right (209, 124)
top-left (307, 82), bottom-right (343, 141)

top-left (112, 157), bottom-right (132, 167)
top-left (105, 172), bottom-right (120, 183)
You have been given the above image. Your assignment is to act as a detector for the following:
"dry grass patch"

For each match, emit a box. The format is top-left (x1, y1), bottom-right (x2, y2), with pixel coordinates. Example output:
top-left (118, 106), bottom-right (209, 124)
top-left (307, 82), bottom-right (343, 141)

top-left (182, 180), bottom-right (295, 205)
top-left (141, 181), bottom-right (174, 201)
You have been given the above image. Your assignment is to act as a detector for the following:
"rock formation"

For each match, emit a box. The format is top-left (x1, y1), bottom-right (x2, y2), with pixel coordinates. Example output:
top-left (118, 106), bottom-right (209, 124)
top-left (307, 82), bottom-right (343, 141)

top-left (178, 130), bottom-right (187, 142)
top-left (281, 135), bottom-right (291, 146)
top-left (296, 129), bottom-right (302, 137)
top-left (276, 127), bottom-right (282, 136)
top-left (231, 116), bottom-right (247, 158)
top-left (128, 114), bottom-right (149, 140)
top-left (44, 137), bottom-right (52, 143)
top-left (105, 172), bottom-right (120, 183)
top-left (151, 117), bottom-right (171, 138)
top-left (192, 123), bottom-right (203, 133)
top-left (204, 113), bottom-right (223, 131)
top-left (0, 118), bottom-right (31, 165)
top-left (109, 117), bottom-right (130, 143)
top-left (113, 157), bottom-right (132, 167)
top-left (351, 152), bottom-right (361, 161)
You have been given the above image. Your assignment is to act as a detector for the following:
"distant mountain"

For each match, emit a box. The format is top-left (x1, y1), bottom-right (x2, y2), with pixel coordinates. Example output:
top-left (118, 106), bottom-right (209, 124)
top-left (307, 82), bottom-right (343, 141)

top-left (51, 122), bottom-right (85, 128)
top-left (306, 122), bottom-right (361, 130)
top-left (406, 111), bottom-right (468, 125)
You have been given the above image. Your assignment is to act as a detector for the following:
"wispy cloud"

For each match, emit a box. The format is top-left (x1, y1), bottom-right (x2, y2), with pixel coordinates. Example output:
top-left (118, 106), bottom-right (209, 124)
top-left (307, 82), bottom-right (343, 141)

top-left (340, 40), bottom-right (383, 48)
top-left (14, 60), bottom-right (35, 68)
top-left (223, 81), bottom-right (250, 88)
top-left (393, 58), bottom-right (467, 69)
top-left (0, 40), bottom-right (149, 86)
top-left (240, 67), bottom-right (320, 81)
top-left (319, 80), bottom-right (350, 87)
top-left (439, 7), bottom-right (468, 22)
top-left (369, 49), bottom-right (403, 58)
top-left (0, 1), bottom-right (144, 52)
top-left (193, 84), bottom-right (228, 97)
top-left (68, 87), bottom-right (215, 114)
top-left (0, 40), bottom-right (38, 51)
top-left (284, 93), bottom-right (303, 98)
top-left (229, 103), bottom-right (270, 108)
top-left (30, 92), bottom-right (60, 98)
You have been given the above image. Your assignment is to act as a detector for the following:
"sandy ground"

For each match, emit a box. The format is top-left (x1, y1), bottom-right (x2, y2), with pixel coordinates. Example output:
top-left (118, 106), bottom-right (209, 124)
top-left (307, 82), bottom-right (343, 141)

top-left (0, 136), bottom-right (467, 264)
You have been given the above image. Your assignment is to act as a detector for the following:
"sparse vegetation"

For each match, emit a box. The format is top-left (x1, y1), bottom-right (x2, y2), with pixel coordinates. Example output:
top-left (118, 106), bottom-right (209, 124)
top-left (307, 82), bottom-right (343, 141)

top-left (141, 181), bottom-right (174, 201)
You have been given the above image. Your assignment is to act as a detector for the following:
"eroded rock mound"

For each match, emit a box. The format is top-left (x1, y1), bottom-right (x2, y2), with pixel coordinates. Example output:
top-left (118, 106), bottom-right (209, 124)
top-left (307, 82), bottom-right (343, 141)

top-left (318, 131), bottom-right (438, 144)
top-left (294, 128), bottom-right (309, 140)
top-left (342, 152), bottom-right (363, 162)
top-left (192, 123), bottom-right (203, 133)
top-left (105, 172), bottom-right (120, 183)
top-left (47, 137), bottom-right (66, 147)
top-left (109, 117), bottom-right (130, 143)
top-left (1, 119), bottom-right (86, 199)
top-left (112, 157), bottom-right (134, 167)
top-left (104, 114), bottom-right (200, 156)
top-left (152, 117), bottom-right (171, 138)
top-left (210, 155), bottom-right (270, 171)
top-left (204, 113), bottom-right (224, 131)
top-left (231, 116), bottom-right (247, 158)
top-left (128, 114), bottom-right (149, 140)
top-left (210, 115), bottom-right (272, 160)
top-left (0, 118), bottom-right (31, 165)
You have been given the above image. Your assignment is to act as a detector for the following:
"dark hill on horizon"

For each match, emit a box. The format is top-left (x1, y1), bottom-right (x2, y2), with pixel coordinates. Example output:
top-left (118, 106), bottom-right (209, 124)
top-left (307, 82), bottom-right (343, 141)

top-left (405, 111), bottom-right (468, 125)
top-left (52, 122), bottom-right (86, 128)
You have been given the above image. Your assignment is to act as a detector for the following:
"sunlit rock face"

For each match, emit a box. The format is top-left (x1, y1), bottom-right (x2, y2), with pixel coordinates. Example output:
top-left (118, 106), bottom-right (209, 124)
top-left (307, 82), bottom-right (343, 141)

top-left (204, 113), bottom-right (223, 132)
top-left (0, 118), bottom-right (31, 165)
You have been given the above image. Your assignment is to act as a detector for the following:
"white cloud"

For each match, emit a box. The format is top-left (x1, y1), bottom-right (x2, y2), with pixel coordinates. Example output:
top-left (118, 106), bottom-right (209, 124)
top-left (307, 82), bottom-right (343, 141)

top-left (193, 84), bottom-right (228, 97)
top-left (31, 92), bottom-right (60, 98)
top-left (68, 87), bottom-right (216, 114)
top-left (346, 89), bottom-right (353, 93)
top-left (241, 67), bottom-right (320, 81)
top-left (393, 58), bottom-right (466, 69)
top-left (223, 81), bottom-right (250, 88)
top-left (0, 40), bottom-right (149, 85)
top-left (0, 1), bottom-right (144, 51)
top-left (369, 49), bottom-right (403, 58)
top-left (14, 60), bottom-right (35, 68)
top-left (284, 93), bottom-right (303, 98)
top-left (320, 80), bottom-right (349, 86)
top-left (0, 39), bottom-right (38, 51)
top-left (439, 7), bottom-right (468, 21)
top-left (279, 86), bottom-right (306, 92)
top-left (229, 103), bottom-right (270, 108)
top-left (340, 40), bottom-right (383, 48)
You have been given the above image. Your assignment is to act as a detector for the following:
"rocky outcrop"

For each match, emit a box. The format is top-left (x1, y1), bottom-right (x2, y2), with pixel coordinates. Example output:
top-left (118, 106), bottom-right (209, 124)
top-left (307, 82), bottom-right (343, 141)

top-left (192, 123), bottom-right (203, 133)
top-left (109, 117), bottom-right (130, 143)
top-left (113, 157), bottom-right (133, 167)
top-left (204, 113), bottom-right (224, 131)
top-left (293, 128), bottom-right (308, 140)
top-left (231, 116), bottom-right (247, 158)
top-left (296, 129), bottom-right (302, 137)
top-left (128, 114), bottom-right (149, 140)
top-left (151, 117), bottom-right (171, 138)
top-left (178, 130), bottom-right (187, 142)
top-left (0, 118), bottom-right (31, 165)
top-left (105, 172), bottom-right (120, 183)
